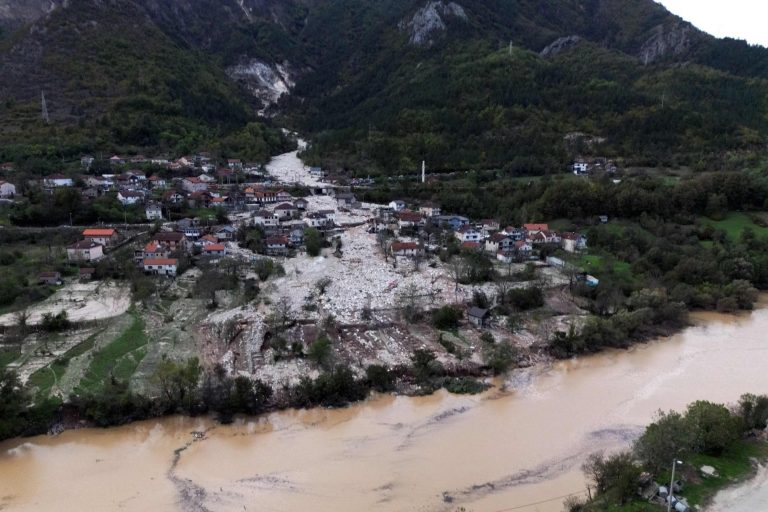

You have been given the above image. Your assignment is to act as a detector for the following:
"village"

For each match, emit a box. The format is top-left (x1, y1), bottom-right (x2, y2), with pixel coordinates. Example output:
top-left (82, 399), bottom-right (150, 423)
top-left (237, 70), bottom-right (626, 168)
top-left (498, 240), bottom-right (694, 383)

top-left (0, 145), bottom-right (601, 392)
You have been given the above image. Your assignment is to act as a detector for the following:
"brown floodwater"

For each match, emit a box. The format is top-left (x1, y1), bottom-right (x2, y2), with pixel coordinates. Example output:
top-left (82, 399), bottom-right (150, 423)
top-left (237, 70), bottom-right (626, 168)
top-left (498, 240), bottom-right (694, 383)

top-left (2, 308), bottom-right (767, 512)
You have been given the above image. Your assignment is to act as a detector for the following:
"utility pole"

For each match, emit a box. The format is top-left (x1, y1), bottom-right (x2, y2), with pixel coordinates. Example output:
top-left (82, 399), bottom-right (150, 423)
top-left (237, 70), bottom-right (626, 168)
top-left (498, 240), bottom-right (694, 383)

top-left (41, 90), bottom-right (50, 124)
top-left (667, 459), bottom-right (683, 512)
top-left (421, 160), bottom-right (426, 184)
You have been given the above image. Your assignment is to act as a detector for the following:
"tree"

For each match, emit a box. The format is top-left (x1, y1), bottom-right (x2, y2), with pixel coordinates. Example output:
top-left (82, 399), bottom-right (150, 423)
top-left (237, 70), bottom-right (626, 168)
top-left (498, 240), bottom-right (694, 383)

top-left (305, 228), bottom-right (323, 257)
top-left (483, 340), bottom-right (517, 375)
top-left (684, 400), bottom-right (740, 455)
top-left (582, 451), bottom-right (641, 505)
top-left (737, 393), bottom-right (768, 431)
top-left (634, 410), bottom-right (694, 473)
top-left (432, 306), bottom-right (461, 330)
top-left (153, 357), bottom-right (202, 412)
top-left (307, 337), bottom-right (333, 368)
top-left (366, 364), bottom-right (396, 392)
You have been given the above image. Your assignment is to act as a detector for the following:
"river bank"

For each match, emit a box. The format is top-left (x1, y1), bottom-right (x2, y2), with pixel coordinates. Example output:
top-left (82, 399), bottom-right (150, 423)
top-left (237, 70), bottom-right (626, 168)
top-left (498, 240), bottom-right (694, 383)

top-left (1, 306), bottom-right (767, 511)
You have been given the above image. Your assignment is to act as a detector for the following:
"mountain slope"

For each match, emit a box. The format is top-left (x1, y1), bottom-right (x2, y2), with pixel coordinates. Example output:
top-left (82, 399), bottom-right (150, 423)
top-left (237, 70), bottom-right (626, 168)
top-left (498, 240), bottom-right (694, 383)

top-left (1, 0), bottom-right (768, 172)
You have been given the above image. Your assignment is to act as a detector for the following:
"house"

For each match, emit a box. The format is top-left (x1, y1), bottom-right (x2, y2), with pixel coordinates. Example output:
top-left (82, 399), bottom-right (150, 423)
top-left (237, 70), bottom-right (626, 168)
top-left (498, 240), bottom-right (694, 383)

top-left (274, 202), bottom-right (298, 219)
top-left (79, 268), bottom-right (96, 282)
top-left (38, 271), bottom-right (62, 285)
top-left (129, 155), bottom-right (149, 165)
top-left (82, 187), bottom-right (100, 201)
top-left (148, 175), bottom-right (168, 189)
top-left (215, 225), bottom-right (237, 241)
top-left (81, 155), bottom-right (95, 169)
top-left (254, 210), bottom-right (280, 227)
top-left (117, 189), bottom-right (144, 206)
top-left (389, 200), bottom-right (407, 212)
top-left (317, 210), bottom-right (336, 223)
top-left (485, 233), bottom-right (513, 254)
top-left (514, 240), bottom-right (533, 255)
top-left (143, 241), bottom-right (170, 259)
top-left (467, 307), bottom-right (490, 328)
top-left (419, 203), bottom-right (441, 217)
top-left (561, 232), bottom-right (587, 253)
top-left (227, 159), bottom-right (242, 171)
top-left (143, 258), bottom-right (178, 276)
top-left (480, 219), bottom-right (500, 236)
top-left (187, 191), bottom-right (213, 208)
top-left (391, 241), bottom-right (424, 258)
top-left (294, 198), bottom-right (309, 210)
top-left (275, 190), bottom-right (292, 203)
top-left (461, 241), bottom-right (482, 252)
top-left (397, 210), bottom-right (423, 229)
top-left (572, 161), bottom-right (589, 175)
top-left (305, 212), bottom-right (332, 228)
top-left (153, 232), bottom-right (188, 251)
top-left (309, 166), bottom-right (324, 178)
top-left (0, 180), bottom-right (16, 198)
top-left (289, 228), bottom-right (305, 246)
top-left (146, 203), bottom-right (164, 221)
top-left (336, 193), bottom-right (357, 207)
top-left (503, 226), bottom-right (525, 241)
top-left (523, 223), bottom-right (549, 234)
top-left (434, 215), bottom-right (469, 230)
top-left (67, 240), bottom-right (104, 262)
top-left (162, 191), bottom-right (185, 204)
top-left (109, 155), bottom-right (127, 166)
top-left (180, 226), bottom-right (201, 239)
top-left (455, 226), bottom-right (482, 243)
top-left (43, 174), bottom-right (74, 188)
top-left (265, 235), bottom-right (290, 256)
top-left (83, 228), bottom-right (118, 247)
top-left (182, 177), bottom-right (208, 193)
top-left (202, 244), bottom-right (227, 257)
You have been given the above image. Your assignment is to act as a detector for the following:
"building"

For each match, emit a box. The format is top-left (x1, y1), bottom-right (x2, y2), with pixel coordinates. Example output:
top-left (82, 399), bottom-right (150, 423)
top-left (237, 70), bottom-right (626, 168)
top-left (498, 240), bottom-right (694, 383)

top-left (38, 271), bottom-right (62, 285)
top-left (294, 198), bottom-right (309, 210)
top-left (79, 268), bottom-right (96, 282)
top-left (67, 240), bottom-right (104, 262)
top-left (145, 203), bottom-right (163, 221)
top-left (117, 189), bottom-right (144, 206)
top-left (227, 159), bottom-right (243, 171)
top-left (523, 223), bottom-right (549, 234)
top-left (391, 241), bottom-right (424, 258)
top-left (336, 193), bottom-right (357, 207)
top-left (434, 215), bottom-right (469, 230)
top-left (397, 210), bottom-right (423, 229)
top-left (467, 307), bottom-right (490, 328)
top-left (485, 233), bottom-right (513, 254)
top-left (389, 200), bottom-right (407, 212)
top-left (455, 226), bottom-right (482, 243)
top-left (215, 225), bottom-right (237, 241)
top-left (43, 174), bottom-right (74, 188)
top-left (153, 232), bottom-right (188, 251)
top-left (83, 228), bottom-right (118, 247)
top-left (143, 258), bottom-right (178, 276)
top-left (0, 181), bottom-right (16, 198)
top-left (265, 235), bottom-right (290, 256)
top-left (572, 161), bottom-right (589, 175)
top-left (254, 210), bottom-right (280, 228)
top-left (561, 232), bottom-right (587, 253)
top-left (203, 244), bottom-right (227, 257)
top-left (148, 175), bottom-right (168, 189)
top-left (182, 176), bottom-right (208, 193)
top-left (274, 202), bottom-right (298, 219)
top-left (418, 203), bottom-right (441, 217)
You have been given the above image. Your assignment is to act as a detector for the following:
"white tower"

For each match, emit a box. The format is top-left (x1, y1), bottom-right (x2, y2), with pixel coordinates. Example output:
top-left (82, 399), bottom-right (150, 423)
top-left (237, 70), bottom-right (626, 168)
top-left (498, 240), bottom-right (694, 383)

top-left (421, 160), bottom-right (426, 184)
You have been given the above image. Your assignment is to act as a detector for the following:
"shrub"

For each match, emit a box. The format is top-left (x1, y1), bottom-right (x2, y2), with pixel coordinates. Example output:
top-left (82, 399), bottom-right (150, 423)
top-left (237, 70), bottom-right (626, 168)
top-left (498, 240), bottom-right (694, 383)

top-left (507, 286), bottom-right (544, 310)
top-left (432, 306), bottom-right (462, 330)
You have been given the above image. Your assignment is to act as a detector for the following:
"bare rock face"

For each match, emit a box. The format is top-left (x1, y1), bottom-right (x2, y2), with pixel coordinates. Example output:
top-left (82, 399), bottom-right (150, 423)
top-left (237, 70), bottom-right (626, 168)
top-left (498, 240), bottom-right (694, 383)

top-left (540, 35), bottom-right (582, 58)
top-left (0, 0), bottom-right (60, 31)
top-left (639, 22), bottom-right (694, 64)
top-left (226, 58), bottom-right (294, 113)
top-left (398, 1), bottom-right (467, 47)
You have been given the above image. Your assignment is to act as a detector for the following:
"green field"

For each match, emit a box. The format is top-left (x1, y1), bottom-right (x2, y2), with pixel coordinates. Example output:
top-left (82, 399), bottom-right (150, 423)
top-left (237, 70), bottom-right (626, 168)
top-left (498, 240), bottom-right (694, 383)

top-left (578, 254), bottom-right (632, 278)
top-left (700, 212), bottom-right (768, 240)
top-left (75, 313), bottom-right (148, 393)
top-left (0, 346), bottom-right (21, 367)
top-left (26, 331), bottom-right (101, 396)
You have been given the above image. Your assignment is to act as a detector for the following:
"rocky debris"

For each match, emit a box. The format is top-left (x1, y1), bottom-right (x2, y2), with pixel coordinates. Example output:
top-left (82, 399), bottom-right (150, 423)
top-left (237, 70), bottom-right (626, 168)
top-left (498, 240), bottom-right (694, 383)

top-left (540, 35), bottom-right (582, 58)
top-left (226, 58), bottom-right (294, 112)
top-left (398, 1), bottom-right (467, 47)
top-left (639, 22), bottom-right (696, 65)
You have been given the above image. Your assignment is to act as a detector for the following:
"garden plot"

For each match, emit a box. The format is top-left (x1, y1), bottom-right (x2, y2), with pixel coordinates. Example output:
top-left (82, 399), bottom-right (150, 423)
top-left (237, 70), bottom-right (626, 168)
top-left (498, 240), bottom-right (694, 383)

top-left (0, 281), bottom-right (131, 327)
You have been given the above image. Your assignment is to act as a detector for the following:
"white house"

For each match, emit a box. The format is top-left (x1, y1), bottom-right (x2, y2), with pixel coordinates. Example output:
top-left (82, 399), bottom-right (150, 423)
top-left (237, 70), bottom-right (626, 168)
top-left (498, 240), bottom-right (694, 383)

top-left (391, 241), bottom-right (424, 258)
top-left (203, 244), bottom-right (227, 257)
top-left (215, 225), bottom-right (237, 241)
top-left (67, 240), bottom-right (104, 262)
top-left (83, 228), bottom-right (118, 247)
top-left (455, 226), bottom-right (482, 243)
top-left (182, 177), bottom-right (208, 193)
top-left (0, 180), bottom-right (16, 198)
top-left (418, 203), bottom-right (441, 217)
top-left (254, 210), bottom-right (280, 227)
top-left (561, 232), bottom-right (587, 253)
top-left (143, 258), bottom-right (178, 276)
top-left (389, 200), bottom-right (407, 212)
top-left (117, 189), bottom-right (143, 206)
top-left (573, 161), bottom-right (589, 175)
top-left (43, 174), bottom-right (74, 188)
top-left (274, 202), bottom-right (298, 219)
top-left (145, 203), bottom-right (163, 221)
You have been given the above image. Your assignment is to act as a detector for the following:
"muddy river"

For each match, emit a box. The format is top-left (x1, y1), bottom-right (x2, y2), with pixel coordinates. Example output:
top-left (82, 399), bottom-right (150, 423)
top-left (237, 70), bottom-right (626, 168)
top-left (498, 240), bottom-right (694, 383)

top-left (1, 309), bottom-right (768, 512)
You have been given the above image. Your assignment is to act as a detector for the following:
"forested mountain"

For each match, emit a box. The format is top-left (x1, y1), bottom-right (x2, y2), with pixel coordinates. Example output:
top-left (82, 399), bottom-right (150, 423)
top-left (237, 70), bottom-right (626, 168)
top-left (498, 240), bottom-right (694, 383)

top-left (1, 0), bottom-right (767, 172)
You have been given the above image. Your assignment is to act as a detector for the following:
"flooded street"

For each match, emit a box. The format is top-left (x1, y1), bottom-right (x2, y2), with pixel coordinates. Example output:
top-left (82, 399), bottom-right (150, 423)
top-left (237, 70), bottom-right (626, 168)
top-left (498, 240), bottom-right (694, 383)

top-left (1, 309), bottom-right (768, 511)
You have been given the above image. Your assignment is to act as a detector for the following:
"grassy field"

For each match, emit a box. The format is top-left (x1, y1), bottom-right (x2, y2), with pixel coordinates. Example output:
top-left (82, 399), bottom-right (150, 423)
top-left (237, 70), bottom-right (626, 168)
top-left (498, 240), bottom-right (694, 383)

top-left (578, 254), bottom-right (632, 278)
top-left (0, 346), bottom-right (21, 367)
top-left (75, 313), bottom-right (148, 393)
top-left (26, 331), bottom-right (101, 396)
top-left (700, 212), bottom-right (768, 240)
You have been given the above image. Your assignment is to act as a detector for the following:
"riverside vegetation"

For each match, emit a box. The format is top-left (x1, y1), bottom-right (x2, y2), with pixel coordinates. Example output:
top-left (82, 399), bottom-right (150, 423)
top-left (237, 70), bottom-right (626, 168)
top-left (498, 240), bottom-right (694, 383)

top-left (569, 394), bottom-right (768, 511)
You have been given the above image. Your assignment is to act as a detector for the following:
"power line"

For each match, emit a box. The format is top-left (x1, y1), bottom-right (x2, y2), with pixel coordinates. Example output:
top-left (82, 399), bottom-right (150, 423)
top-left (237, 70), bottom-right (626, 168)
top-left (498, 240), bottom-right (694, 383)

top-left (491, 489), bottom-right (589, 512)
